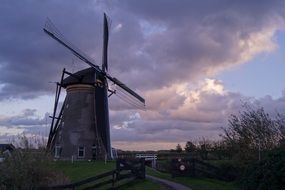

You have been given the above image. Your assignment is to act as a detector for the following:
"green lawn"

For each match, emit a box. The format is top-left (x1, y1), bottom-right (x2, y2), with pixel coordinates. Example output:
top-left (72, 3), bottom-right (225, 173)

top-left (53, 161), bottom-right (166, 190)
top-left (173, 178), bottom-right (239, 190)
top-left (118, 179), bottom-right (171, 190)
top-left (146, 167), bottom-right (239, 190)
top-left (53, 161), bottom-right (115, 182)
top-left (52, 161), bottom-right (239, 190)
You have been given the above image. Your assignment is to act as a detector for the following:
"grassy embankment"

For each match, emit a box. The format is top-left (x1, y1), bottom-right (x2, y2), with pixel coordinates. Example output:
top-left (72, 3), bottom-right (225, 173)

top-left (53, 161), bottom-right (239, 190)
top-left (53, 161), bottom-right (168, 190)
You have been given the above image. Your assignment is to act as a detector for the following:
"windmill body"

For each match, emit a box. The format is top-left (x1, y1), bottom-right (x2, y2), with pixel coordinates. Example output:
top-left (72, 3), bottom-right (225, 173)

top-left (52, 68), bottom-right (111, 160)
top-left (44, 14), bottom-right (145, 161)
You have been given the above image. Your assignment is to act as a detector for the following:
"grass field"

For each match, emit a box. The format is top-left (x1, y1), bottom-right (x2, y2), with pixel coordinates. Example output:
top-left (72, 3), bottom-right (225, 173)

top-left (146, 167), bottom-right (239, 190)
top-left (53, 161), bottom-right (239, 190)
top-left (53, 161), bottom-right (168, 189)
top-left (118, 179), bottom-right (171, 190)
top-left (53, 161), bottom-right (115, 182)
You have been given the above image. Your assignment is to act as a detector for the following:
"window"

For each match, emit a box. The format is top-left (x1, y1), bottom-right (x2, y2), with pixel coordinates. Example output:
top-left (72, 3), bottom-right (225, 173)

top-left (92, 145), bottom-right (97, 160)
top-left (78, 146), bottom-right (85, 158)
top-left (55, 145), bottom-right (61, 158)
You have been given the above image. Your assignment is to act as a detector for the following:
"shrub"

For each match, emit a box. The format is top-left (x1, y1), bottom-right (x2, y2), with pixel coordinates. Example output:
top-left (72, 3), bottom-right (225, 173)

top-left (222, 105), bottom-right (283, 161)
top-left (241, 149), bottom-right (285, 190)
top-left (0, 149), bottom-right (69, 189)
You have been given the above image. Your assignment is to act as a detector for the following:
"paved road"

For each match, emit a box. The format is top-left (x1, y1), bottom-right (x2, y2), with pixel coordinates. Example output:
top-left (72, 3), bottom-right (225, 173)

top-left (147, 175), bottom-right (192, 190)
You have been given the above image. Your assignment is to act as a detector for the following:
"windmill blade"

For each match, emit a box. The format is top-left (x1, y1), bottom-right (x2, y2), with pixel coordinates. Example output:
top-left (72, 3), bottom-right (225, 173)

top-left (102, 13), bottom-right (109, 72)
top-left (106, 75), bottom-right (145, 105)
top-left (44, 17), bottom-right (145, 107)
top-left (43, 18), bottom-right (101, 73)
top-left (115, 87), bottom-right (146, 110)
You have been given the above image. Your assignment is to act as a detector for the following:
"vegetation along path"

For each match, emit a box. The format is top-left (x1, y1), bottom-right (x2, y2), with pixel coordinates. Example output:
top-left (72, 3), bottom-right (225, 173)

top-left (147, 175), bottom-right (192, 190)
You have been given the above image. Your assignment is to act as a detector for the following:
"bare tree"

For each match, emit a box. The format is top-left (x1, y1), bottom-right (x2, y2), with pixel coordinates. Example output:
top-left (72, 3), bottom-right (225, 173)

top-left (198, 138), bottom-right (212, 160)
top-left (222, 104), bottom-right (281, 160)
top-left (11, 133), bottom-right (47, 150)
top-left (184, 141), bottom-right (196, 153)
top-left (176, 144), bottom-right (183, 153)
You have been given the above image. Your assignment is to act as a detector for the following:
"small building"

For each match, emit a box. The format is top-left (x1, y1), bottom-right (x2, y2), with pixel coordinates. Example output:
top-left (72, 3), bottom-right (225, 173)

top-left (0, 144), bottom-right (15, 153)
top-left (0, 144), bottom-right (15, 162)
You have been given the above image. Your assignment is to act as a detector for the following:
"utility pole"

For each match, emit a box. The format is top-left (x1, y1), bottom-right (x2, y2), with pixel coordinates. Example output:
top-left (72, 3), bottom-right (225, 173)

top-left (258, 138), bottom-right (261, 161)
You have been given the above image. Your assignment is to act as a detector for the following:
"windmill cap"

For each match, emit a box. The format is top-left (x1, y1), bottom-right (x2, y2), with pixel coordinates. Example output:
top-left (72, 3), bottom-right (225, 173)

top-left (61, 67), bottom-right (101, 88)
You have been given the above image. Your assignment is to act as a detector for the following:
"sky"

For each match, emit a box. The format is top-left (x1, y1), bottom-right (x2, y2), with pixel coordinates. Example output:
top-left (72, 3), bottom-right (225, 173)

top-left (1, 0), bottom-right (285, 150)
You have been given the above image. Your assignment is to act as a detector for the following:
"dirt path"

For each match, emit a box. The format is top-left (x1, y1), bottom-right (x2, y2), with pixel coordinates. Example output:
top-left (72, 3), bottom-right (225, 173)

top-left (147, 175), bottom-right (192, 190)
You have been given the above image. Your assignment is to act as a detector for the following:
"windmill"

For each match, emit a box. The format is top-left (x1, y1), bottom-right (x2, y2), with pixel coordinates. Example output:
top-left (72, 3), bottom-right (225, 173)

top-left (44, 13), bottom-right (145, 160)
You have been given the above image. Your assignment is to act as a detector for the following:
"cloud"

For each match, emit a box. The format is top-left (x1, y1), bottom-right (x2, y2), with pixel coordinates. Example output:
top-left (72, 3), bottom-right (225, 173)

top-left (110, 78), bottom-right (285, 150)
top-left (0, 0), bottom-right (103, 99)
top-left (1, 0), bottom-right (285, 149)
top-left (0, 109), bottom-right (49, 143)
top-left (0, 126), bottom-right (25, 137)
top-left (1, 0), bottom-right (284, 99)
top-left (111, 0), bottom-right (285, 89)
top-left (139, 79), bottom-right (238, 122)
top-left (0, 109), bottom-right (48, 126)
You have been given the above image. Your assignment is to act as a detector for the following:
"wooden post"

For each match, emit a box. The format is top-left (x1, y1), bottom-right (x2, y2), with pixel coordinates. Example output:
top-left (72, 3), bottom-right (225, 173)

top-left (112, 171), bottom-right (115, 188)
top-left (192, 159), bottom-right (196, 177)
top-left (116, 159), bottom-right (120, 180)
top-left (171, 159), bottom-right (176, 178)
top-left (140, 158), bottom-right (145, 179)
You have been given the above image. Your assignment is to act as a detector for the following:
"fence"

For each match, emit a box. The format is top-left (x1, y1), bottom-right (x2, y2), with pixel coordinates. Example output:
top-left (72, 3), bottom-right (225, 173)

top-left (170, 158), bottom-right (235, 181)
top-left (135, 154), bottom-right (157, 168)
top-left (38, 158), bottom-right (145, 190)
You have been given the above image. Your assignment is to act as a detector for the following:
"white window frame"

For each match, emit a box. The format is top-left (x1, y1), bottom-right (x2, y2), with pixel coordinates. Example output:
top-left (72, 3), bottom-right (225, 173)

top-left (55, 145), bottom-right (61, 158)
top-left (78, 146), bottom-right (85, 158)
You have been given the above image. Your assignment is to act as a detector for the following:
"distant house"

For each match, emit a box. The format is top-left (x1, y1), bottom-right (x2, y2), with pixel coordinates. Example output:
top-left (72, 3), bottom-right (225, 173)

top-left (0, 144), bottom-right (15, 153)
top-left (0, 144), bottom-right (15, 161)
top-left (0, 144), bottom-right (15, 152)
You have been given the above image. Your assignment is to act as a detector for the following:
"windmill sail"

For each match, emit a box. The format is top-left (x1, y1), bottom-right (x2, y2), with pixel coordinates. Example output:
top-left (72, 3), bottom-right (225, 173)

top-left (43, 18), bottom-right (145, 105)
top-left (107, 76), bottom-right (145, 105)
top-left (102, 13), bottom-right (109, 72)
top-left (43, 18), bottom-right (100, 72)
top-left (44, 13), bottom-right (145, 160)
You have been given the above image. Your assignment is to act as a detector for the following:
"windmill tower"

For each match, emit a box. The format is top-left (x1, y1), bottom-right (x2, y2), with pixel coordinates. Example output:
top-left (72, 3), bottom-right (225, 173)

top-left (44, 14), bottom-right (145, 160)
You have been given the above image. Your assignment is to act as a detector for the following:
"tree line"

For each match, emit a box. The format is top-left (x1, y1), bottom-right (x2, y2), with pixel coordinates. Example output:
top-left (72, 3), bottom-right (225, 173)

top-left (173, 104), bottom-right (285, 161)
top-left (170, 104), bottom-right (285, 189)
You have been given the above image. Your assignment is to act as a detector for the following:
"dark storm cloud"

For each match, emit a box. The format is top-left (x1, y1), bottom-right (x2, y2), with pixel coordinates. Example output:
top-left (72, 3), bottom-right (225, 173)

top-left (0, 0), bottom-right (103, 99)
top-left (1, 0), bottom-right (285, 100)
top-left (1, 0), bottom-right (285, 148)
top-left (101, 1), bottom-right (282, 87)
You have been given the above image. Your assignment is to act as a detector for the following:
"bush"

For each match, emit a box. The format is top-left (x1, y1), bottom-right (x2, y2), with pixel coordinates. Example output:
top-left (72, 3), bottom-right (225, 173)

top-left (222, 105), bottom-right (283, 161)
top-left (241, 149), bottom-right (285, 190)
top-left (0, 149), bottom-right (69, 189)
